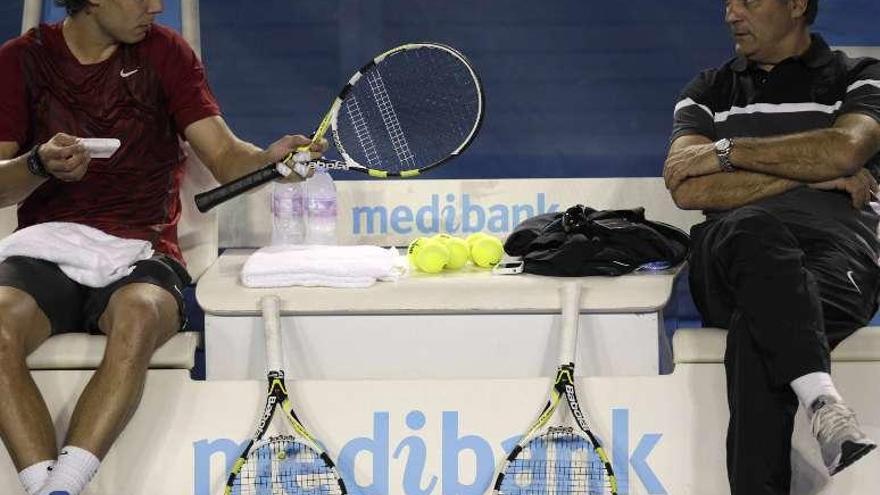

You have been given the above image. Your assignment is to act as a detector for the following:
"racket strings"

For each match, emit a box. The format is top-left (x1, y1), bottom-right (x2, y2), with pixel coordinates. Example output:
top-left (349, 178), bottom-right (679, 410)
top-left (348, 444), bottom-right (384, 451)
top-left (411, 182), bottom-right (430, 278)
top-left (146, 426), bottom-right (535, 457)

top-left (337, 45), bottom-right (481, 174)
top-left (365, 69), bottom-right (417, 169)
top-left (399, 48), bottom-right (480, 151)
top-left (232, 436), bottom-right (343, 495)
top-left (342, 95), bottom-right (381, 168)
top-left (423, 50), bottom-right (481, 140)
top-left (499, 429), bottom-right (614, 495)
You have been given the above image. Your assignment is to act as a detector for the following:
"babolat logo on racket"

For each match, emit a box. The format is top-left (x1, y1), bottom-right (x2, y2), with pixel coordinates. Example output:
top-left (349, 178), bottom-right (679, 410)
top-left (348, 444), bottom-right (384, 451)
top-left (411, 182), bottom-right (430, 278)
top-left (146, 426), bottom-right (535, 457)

top-left (565, 385), bottom-right (580, 413)
top-left (565, 384), bottom-right (594, 433)
top-left (256, 397), bottom-right (277, 432)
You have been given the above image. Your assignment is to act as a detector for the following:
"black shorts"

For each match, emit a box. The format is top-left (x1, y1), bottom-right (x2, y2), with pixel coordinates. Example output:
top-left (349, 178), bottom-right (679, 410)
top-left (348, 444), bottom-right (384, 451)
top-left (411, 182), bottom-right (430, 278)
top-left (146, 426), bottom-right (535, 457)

top-left (0, 254), bottom-right (191, 334)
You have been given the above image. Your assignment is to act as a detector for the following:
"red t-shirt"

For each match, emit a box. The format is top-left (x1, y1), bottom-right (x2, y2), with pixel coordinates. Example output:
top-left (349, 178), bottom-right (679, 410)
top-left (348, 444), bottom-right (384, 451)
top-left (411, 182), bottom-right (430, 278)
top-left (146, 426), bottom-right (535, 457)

top-left (0, 23), bottom-right (221, 263)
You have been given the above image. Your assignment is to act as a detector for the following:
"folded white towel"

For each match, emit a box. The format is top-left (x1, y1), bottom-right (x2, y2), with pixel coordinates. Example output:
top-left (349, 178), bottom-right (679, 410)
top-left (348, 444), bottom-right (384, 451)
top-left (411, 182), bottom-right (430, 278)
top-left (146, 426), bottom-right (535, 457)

top-left (0, 222), bottom-right (154, 287)
top-left (241, 245), bottom-right (408, 288)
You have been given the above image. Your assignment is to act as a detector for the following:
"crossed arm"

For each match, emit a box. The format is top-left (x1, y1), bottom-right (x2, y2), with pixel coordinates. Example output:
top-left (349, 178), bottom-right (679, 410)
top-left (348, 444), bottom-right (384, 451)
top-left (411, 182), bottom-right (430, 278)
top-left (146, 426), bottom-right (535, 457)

top-left (664, 113), bottom-right (880, 211)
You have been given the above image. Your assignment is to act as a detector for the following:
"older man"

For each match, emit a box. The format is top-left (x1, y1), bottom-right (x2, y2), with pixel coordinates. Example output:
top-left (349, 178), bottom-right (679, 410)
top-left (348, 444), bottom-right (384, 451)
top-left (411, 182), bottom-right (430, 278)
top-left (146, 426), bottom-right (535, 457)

top-left (665, 0), bottom-right (880, 493)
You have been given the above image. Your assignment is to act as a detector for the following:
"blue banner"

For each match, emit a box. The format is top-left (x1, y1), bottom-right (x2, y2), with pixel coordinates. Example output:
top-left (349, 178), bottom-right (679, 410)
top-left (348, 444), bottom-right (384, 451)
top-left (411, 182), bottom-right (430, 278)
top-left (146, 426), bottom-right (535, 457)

top-left (0, 1), bottom-right (22, 41)
top-left (203, 0), bottom-right (880, 180)
top-left (11, 1), bottom-right (876, 180)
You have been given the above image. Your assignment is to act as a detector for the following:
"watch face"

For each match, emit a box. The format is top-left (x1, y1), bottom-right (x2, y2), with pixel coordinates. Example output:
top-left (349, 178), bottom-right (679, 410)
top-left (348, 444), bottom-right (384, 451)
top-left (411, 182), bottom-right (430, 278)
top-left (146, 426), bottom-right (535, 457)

top-left (715, 138), bottom-right (731, 153)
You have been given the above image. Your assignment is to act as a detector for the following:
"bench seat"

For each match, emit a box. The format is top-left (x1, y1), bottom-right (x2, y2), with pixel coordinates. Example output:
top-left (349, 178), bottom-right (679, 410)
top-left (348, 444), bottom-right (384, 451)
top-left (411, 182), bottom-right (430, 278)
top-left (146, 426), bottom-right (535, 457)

top-left (673, 326), bottom-right (880, 364)
top-left (26, 332), bottom-right (200, 370)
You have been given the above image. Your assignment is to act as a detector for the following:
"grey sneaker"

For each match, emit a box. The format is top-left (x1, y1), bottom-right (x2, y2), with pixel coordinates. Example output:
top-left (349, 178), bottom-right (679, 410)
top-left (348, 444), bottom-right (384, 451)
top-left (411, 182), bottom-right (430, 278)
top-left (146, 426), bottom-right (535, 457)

top-left (809, 395), bottom-right (877, 476)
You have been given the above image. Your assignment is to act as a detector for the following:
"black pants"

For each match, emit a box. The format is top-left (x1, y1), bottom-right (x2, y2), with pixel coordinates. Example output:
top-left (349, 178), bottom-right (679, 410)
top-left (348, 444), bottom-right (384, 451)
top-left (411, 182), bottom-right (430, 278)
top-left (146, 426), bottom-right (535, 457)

top-left (689, 203), bottom-right (879, 495)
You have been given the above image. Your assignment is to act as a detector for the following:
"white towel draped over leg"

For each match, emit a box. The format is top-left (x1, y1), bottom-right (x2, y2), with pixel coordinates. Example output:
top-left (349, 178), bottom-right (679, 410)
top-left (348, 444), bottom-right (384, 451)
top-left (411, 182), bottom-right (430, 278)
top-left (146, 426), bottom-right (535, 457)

top-left (0, 222), bottom-right (154, 287)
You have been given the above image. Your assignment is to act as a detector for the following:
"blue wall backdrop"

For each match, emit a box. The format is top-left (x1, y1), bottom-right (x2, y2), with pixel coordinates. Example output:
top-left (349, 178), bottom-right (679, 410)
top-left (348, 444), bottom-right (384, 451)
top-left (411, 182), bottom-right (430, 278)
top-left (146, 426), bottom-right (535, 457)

top-left (200, 0), bottom-right (880, 180)
top-left (0, 2), bottom-right (23, 42)
top-left (3, 1), bottom-right (878, 180)
top-left (201, 0), bottom-right (732, 179)
top-left (39, 0), bottom-right (182, 29)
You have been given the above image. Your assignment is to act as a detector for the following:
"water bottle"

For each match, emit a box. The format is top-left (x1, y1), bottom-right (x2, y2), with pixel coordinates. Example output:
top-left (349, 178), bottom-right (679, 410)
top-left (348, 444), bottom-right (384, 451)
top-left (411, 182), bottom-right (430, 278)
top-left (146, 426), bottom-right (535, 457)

top-left (271, 181), bottom-right (305, 245)
top-left (305, 168), bottom-right (338, 245)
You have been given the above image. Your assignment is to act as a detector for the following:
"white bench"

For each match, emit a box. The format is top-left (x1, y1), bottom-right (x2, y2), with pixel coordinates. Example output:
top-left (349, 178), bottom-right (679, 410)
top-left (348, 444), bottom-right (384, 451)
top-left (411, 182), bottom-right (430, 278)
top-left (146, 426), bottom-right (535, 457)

top-left (674, 326), bottom-right (880, 364)
top-left (26, 332), bottom-right (200, 371)
top-left (671, 326), bottom-right (880, 494)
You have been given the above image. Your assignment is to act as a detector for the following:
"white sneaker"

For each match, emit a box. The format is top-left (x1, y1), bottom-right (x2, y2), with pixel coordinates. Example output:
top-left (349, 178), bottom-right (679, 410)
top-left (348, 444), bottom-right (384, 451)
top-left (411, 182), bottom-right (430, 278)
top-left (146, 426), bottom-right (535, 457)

top-left (809, 395), bottom-right (877, 476)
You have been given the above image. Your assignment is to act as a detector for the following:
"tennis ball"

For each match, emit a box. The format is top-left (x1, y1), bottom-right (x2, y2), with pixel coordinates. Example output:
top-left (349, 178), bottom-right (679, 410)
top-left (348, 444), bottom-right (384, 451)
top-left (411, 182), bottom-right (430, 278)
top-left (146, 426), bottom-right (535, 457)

top-left (407, 237), bottom-right (429, 264)
top-left (465, 232), bottom-right (491, 249)
top-left (415, 240), bottom-right (450, 273)
top-left (443, 236), bottom-right (470, 270)
top-left (471, 235), bottom-right (503, 268)
top-left (431, 233), bottom-right (453, 246)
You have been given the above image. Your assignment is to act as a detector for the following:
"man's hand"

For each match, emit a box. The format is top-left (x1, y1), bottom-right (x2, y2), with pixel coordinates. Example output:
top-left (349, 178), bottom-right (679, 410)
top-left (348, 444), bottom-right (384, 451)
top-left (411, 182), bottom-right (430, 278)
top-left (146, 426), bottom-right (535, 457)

top-left (809, 168), bottom-right (879, 209)
top-left (663, 142), bottom-right (722, 192)
top-left (38, 133), bottom-right (90, 181)
top-left (265, 134), bottom-right (329, 182)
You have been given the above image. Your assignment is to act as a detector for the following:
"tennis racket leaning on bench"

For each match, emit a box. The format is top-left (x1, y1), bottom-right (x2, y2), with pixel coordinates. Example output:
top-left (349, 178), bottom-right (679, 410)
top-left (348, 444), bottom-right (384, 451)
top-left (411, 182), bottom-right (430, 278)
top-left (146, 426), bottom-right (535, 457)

top-left (492, 281), bottom-right (618, 495)
top-left (225, 295), bottom-right (347, 494)
top-left (195, 42), bottom-right (485, 212)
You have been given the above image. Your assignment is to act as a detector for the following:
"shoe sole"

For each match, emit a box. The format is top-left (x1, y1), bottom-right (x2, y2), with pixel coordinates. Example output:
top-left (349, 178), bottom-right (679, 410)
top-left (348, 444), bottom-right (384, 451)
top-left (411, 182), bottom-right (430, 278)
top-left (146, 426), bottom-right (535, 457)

top-left (830, 441), bottom-right (877, 476)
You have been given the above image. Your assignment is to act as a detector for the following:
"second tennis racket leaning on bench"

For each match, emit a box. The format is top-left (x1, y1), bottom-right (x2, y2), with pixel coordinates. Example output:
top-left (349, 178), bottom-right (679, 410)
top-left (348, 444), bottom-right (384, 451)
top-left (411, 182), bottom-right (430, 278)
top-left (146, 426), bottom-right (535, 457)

top-left (492, 281), bottom-right (618, 495)
top-left (225, 295), bottom-right (347, 494)
top-left (195, 42), bottom-right (485, 212)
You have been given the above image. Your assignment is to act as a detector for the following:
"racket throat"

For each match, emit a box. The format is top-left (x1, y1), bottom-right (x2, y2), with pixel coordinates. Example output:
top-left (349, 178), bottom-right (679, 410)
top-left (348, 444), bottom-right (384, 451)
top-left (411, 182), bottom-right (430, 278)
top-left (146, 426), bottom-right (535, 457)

top-left (555, 365), bottom-right (593, 433)
top-left (553, 363), bottom-right (576, 392)
top-left (254, 397), bottom-right (278, 438)
top-left (564, 385), bottom-right (588, 426)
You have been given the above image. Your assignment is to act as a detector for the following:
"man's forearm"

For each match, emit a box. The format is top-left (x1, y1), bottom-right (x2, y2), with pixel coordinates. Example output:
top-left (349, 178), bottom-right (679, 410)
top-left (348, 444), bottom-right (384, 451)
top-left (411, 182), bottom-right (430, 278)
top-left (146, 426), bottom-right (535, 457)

top-left (0, 153), bottom-right (47, 208)
top-left (208, 138), bottom-right (272, 184)
top-left (671, 171), bottom-right (801, 211)
top-left (732, 127), bottom-right (866, 182)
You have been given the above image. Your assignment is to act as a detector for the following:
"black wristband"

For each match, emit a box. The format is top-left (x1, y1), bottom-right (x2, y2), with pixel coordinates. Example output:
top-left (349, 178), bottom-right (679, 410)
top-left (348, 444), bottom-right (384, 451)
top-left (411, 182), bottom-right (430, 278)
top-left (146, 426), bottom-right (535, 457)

top-left (27, 145), bottom-right (50, 178)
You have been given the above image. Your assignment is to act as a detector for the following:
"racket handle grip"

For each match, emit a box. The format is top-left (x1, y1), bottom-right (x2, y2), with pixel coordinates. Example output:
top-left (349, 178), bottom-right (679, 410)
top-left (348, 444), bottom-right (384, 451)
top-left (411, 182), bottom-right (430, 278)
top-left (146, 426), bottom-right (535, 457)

top-left (194, 163), bottom-right (285, 213)
top-left (262, 296), bottom-right (283, 373)
top-left (559, 281), bottom-right (582, 364)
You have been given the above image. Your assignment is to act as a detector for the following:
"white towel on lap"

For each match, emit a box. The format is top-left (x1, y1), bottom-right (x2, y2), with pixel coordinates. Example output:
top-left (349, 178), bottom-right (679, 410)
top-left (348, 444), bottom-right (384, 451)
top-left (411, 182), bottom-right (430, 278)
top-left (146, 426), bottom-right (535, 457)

top-left (0, 222), bottom-right (154, 287)
top-left (241, 245), bottom-right (408, 288)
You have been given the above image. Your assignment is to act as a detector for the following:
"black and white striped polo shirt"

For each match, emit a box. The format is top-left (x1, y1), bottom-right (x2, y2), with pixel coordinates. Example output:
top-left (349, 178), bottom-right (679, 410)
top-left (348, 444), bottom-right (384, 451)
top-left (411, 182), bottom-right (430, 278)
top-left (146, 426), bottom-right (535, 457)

top-left (671, 34), bottom-right (880, 179)
top-left (670, 34), bottom-right (880, 248)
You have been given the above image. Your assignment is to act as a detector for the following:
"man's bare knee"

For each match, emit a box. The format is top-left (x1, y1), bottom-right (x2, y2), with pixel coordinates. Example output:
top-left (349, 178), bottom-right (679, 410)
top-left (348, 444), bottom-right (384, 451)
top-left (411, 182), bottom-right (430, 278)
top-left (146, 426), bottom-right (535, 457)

top-left (0, 287), bottom-right (51, 361)
top-left (99, 284), bottom-right (179, 367)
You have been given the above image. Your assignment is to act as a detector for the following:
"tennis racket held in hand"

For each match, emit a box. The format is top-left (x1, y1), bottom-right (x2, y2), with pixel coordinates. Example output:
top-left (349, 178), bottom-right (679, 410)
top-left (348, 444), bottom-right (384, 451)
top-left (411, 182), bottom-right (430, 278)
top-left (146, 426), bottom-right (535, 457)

top-left (225, 296), bottom-right (347, 495)
top-left (492, 282), bottom-right (618, 495)
top-left (195, 42), bottom-right (485, 212)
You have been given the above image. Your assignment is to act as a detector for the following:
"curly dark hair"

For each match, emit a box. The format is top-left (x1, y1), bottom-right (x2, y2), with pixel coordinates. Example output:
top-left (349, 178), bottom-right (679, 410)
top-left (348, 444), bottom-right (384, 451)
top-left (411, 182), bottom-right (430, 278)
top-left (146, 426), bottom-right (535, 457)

top-left (54, 0), bottom-right (90, 16)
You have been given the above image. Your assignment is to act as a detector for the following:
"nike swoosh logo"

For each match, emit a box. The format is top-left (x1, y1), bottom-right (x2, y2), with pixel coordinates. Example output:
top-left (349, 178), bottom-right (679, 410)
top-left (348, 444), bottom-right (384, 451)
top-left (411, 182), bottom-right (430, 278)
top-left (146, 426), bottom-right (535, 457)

top-left (846, 270), bottom-right (862, 295)
top-left (120, 68), bottom-right (140, 78)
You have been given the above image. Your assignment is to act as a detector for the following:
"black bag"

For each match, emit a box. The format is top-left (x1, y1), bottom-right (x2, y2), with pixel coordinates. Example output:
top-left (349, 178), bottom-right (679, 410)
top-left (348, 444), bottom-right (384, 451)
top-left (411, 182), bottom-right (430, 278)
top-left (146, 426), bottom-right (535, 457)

top-left (504, 205), bottom-right (690, 277)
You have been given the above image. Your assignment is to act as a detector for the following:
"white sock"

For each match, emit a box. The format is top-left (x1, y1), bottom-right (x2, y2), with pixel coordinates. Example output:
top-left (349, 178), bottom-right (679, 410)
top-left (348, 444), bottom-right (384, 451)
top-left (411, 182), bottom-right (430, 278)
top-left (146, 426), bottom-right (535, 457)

top-left (791, 371), bottom-right (842, 410)
top-left (38, 446), bottom-right (100, 495)
top-left (19, 460), bottom-right (54, 495)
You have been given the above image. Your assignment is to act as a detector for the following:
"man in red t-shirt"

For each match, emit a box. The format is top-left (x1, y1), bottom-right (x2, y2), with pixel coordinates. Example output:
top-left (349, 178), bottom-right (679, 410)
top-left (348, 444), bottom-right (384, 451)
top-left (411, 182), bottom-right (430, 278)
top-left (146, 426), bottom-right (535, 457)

top-left (0, 1), bottom-right (323, 494)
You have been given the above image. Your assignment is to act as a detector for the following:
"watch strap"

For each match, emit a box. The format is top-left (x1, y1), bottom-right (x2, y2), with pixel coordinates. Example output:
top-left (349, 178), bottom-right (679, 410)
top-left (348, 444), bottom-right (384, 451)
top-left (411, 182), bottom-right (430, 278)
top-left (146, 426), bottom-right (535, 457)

top-left (27, 145), bottom-right (50, 178)
top-left (717, 138), bottom-right (736, 173)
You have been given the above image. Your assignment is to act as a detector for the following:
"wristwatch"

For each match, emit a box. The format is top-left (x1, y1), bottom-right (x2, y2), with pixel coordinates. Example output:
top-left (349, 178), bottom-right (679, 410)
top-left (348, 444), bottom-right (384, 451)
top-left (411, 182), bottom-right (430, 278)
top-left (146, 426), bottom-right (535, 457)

top-left (714, 138), bottom-right (736, 173)
top-left (27, 144), bottom-right (50, 178)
